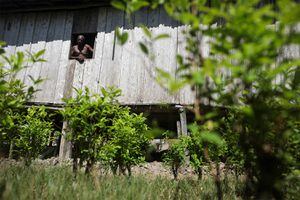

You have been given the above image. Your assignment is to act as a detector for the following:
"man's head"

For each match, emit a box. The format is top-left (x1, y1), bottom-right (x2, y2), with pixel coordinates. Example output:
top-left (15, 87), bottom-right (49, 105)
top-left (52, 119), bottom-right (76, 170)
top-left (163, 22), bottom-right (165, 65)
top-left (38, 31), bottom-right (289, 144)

top-left (77, 35), bottom-right (85, 46)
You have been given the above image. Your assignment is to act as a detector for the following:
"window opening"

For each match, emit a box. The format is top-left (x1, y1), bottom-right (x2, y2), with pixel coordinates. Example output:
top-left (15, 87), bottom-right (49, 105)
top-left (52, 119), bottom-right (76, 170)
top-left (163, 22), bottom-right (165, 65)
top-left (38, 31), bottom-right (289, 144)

top-left (69, 8), bottom-right (98, 61)
top-left (69, 33), bottom-right (97, 61)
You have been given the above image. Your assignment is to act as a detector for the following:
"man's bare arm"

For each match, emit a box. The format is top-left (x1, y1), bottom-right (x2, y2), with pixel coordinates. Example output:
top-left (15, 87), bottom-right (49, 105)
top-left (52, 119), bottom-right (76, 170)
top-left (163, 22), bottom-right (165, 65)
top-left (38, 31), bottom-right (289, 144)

top-left (86, 44), bottom-right (94, 52)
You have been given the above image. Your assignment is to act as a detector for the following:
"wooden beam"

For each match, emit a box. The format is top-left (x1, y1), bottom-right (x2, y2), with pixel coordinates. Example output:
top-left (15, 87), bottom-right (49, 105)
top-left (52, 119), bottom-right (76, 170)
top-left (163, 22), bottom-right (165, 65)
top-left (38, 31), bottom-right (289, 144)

top-left (59, 121), bottom-right (72, 161)
top-left (177, 105), bottom-right (189, 164)
top-left (58, 60), bottom-right (76, 161)
top-left (177, 105), bottom-right (188, 136)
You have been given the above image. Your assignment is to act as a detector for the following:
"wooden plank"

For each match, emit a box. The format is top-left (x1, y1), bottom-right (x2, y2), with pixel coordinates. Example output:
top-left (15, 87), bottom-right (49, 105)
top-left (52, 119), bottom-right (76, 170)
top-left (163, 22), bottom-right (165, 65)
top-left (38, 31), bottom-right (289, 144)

top-left (177, 120), bottom-right (181, 136)
top-left (177, 24), bottom-right (195, 105)
top-left (95, 7), bottom-right (109, 94)
top-left (127, 8), bottom-right (148, 104)
top-left (81, 58), bottom-right (94, 91)
top-left (159, 8), bottom-right (179, 104)
top-left (118, 13), bottom-right (136, 104)
top-left (142, 7), bottom-right (179, 104)
top-left (36, 11), bottom-right (67, 103)
top-left (53, 11), bottom-right (74, 103)
top-left (179, 107), bottom-right (188, 135)
top-left (65, 9), bottom-right (100, 97)
top-left (83, 8), bottom-right (99, 33)
top-left (15, 13), bottom-right (36, 80)
top-left (1, 13), bottom-right (21, 81)
top-left (98, 7), bottom-right (124, 89)
top-left (0, 14), bottom-right (6, 41)
top-left (82, 7), bottom-right (107, 95)
top-left (71, 8), bottom-right (101, 96)
top-left (0, 15), bottom-right (7, 65)
top-left (3, 13), bottom-right (22, 57)
top-left (33, 12), bottom-right (57, 101)
top-left (23, 12), bottom-right (51, 90)
top-left (80, 7), bottom-right (105, 93)
top-left (63, 60), bottom-right (76, 99)
top-left (138, 8), bottom-right (158, 104)
top-left (72, 8), bottom-right (98, 34)
top-left (72, 61), bottom-right (86, 96)
top-left (59, 121), bottom-right (72, 161)
top-left (161, 8), bottom-right (179, 104)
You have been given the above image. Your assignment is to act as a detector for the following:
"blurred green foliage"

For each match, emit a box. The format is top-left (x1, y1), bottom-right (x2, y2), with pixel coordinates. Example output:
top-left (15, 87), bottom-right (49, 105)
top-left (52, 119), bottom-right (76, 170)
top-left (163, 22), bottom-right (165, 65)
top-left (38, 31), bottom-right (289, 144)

top-left (113, 0), bottom-right (300, 198)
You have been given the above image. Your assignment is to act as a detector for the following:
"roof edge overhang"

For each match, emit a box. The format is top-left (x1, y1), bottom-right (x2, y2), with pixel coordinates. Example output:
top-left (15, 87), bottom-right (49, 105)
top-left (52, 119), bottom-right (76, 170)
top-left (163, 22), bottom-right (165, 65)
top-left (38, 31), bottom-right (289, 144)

top-left (0, 0), bottom-right (111, 13)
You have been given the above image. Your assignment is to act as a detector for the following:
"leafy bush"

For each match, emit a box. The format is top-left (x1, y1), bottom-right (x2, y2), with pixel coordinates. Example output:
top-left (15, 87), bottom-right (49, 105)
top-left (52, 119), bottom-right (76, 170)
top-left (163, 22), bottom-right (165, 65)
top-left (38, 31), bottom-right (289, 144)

top-left (113, 0), bottom-right (300, 198)
top-left (163, 137), bottom-right (188, 180)
top-left (14, 106), bottom-right (54, 165)
top-left (0, 42), bottom-right (44, 157)
top-left (99, 109), bottom-right (149, 176)
top-left (62, 87), bottom-right (149, 174)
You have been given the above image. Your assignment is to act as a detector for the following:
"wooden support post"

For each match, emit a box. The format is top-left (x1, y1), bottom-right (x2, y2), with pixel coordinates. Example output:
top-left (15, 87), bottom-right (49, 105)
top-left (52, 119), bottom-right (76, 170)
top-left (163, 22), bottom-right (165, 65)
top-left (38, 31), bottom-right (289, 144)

top-left (176, 121), bottom-right (181, 136)
top-left (176, 105), bottom-right (189, 164)
top-left (59, 121), bottom-right (72, 161)
top-left (179, 106), bottom-right (188, 136)
top-left (59, 60), bottom-right (75, 161)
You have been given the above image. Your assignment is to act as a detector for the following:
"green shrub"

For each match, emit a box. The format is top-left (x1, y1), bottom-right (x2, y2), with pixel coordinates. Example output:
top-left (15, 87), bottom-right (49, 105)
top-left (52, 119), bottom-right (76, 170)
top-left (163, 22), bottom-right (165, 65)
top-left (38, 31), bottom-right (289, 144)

top-left (14, 106), bottom-right (54, 165)
top-left (188, 122), bottom-right (226, 180)
top-left (164, 137), bottom-right (188, 180)
top-left (99, 109), bottom-right (149, 175)
top-left (62, 87), bottom-right (149, 174)
top-left (0, 42), bottom-right (44, 157)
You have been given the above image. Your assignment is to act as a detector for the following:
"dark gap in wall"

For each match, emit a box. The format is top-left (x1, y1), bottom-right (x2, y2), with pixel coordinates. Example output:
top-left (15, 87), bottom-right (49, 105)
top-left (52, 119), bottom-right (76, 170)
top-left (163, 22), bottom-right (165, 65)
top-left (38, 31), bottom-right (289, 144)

top-left (40, 110), bottom-right (63, 159)
top-left (69, 8), bottom-right (98, 60)
top-left (69, 32), bottom-right (96, 59)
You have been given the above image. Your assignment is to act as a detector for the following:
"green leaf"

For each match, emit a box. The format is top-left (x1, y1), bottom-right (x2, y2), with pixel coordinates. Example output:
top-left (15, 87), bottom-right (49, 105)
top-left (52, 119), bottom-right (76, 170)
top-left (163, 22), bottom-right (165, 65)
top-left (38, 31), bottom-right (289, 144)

top-left (0, 41), bottom-right (6, 46)
top-left (154, 34), bottom-right (170, 41)
top-left (141, 25), bottom-right (152, 39)
top-left (139, 42), bottom-right (149, 55)
top-left (200, 131), bottom-right (224, 147)
top-left (116, 28), bottom-right (129, 45)
top-left (34, 49), bottom-right (45, 59)
top-left (111, 1), bottom-right (127, 11)
top-left (129, 1), bottom-right (149, 12)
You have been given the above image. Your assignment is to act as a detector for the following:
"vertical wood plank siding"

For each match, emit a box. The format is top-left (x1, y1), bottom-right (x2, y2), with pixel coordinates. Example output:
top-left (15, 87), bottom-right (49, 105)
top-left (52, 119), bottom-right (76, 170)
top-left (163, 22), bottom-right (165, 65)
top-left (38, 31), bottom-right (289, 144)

top-left (36, 11), bottom-right (67, 102)
top-left (3, 13), bottom-right (22, 57)
top-left (54, 12), bottom-right (74, 103)
top-left (23, 12), bottom-right (51, 88)
top-left (1, 7), bottom-right (298, 106)
top-left (2, 8), bottom-right (194, 105)
top-left (15, 13), bottom-right (36, 81)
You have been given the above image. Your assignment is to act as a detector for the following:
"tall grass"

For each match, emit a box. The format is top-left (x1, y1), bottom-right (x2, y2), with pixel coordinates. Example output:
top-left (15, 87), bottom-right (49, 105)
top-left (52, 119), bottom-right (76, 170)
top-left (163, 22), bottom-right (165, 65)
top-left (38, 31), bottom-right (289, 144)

top-left (0, 164), bottom-right (243, 200)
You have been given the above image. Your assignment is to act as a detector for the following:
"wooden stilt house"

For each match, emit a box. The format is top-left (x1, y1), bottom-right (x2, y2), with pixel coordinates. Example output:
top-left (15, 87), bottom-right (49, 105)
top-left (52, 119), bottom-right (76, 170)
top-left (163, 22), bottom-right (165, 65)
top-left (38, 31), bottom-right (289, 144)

top-left (0, 0), bottom-right (198, 158)
top-left (1, 0), bottom-right (299, 159)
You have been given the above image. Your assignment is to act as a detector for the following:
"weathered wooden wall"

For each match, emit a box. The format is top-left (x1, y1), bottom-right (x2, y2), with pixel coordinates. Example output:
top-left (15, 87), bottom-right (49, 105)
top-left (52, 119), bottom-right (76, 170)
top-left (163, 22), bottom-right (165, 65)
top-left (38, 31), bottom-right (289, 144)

top-left (1, 7), bottom-right (299, 106)
top-left (0, 7), bottom-right (195, 106)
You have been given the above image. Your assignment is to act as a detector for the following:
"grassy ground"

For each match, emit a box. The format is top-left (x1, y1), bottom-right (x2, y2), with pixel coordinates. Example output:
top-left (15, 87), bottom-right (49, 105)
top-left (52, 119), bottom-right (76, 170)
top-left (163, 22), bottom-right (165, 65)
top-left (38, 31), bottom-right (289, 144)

top-left (0, 163), bottom-right (244, 200)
